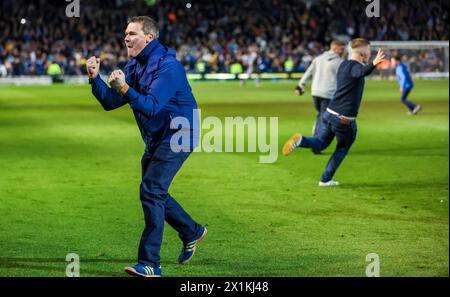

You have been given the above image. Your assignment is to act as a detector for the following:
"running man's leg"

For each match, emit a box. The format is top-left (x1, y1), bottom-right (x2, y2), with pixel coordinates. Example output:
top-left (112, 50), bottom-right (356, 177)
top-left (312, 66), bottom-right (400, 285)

top-left (300, 111), bottom-right (335, 152)
top-left (313, 97), bottom-right (331, 136)
top-left (312, 97), bottom-right (321, 136)
top-left (283, 111), bottom-right (335, 156)
top-left (241, 67), bottom-right (253, 86)
top-left (400, 88), bottom-right (417, 112)
top-left (313, 98), bottom-right (332, 156)
top-left (320, 118), bottom-right (357, 182)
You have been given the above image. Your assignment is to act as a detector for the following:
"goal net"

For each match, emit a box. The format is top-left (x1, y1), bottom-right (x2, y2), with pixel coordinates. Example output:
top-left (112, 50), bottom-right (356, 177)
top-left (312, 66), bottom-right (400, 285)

top-left (369, 41), bottom-right (449, 79)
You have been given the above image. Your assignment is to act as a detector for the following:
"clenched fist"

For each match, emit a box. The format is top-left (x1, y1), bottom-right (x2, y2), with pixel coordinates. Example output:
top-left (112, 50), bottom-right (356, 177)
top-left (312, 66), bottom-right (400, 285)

top-left (108, 69), bottom-right (127, 94)
top-left (86, 56), bottom-right (100, 79)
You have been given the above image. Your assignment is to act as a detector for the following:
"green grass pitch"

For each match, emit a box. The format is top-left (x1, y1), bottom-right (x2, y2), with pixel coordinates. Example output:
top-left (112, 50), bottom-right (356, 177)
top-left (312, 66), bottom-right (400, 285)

top-left (0, 79), bottom-right (448, 276)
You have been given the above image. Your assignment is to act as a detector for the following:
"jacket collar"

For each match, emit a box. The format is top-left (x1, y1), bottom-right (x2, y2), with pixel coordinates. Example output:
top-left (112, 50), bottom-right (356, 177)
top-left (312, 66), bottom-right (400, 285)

top-left (327, 50), bottom-right (339, 58)
top-left (134, 39), bottom-right (161, 64)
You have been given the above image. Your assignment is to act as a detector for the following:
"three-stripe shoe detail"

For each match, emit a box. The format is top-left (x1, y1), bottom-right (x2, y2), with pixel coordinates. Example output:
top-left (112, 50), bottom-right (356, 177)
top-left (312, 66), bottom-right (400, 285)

top-left (185, 240), bottom-right (197, 252)
top-left (124, 264), bottom-right (162, 277)
top-left (143, 266), bottom-right (154, 275)
top-left (178, 226), bottom-right (207, 265)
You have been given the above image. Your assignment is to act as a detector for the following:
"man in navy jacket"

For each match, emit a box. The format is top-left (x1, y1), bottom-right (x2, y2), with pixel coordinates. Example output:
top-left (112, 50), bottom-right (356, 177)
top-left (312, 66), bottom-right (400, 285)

top-left (86, 16), bottom-right (207, 277)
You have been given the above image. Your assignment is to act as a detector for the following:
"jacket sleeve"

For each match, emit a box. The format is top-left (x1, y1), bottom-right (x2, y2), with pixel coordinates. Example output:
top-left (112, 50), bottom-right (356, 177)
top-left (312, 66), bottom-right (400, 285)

top-left (89, 75), bottom-right (127, 111)
top-left (298, 58), bottom-right (316, 88)
top-left (123, 60), bottom-right (179, 118)
top-left (350, 63), bottom-right (376, 78)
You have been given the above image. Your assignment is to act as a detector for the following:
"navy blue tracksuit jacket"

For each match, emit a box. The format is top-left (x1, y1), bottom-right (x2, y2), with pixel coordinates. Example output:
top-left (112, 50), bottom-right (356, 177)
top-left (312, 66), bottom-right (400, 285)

top-left (90, 39), bottom-right (198, 152)
top-left (89, 39), bottom-right (202, 268)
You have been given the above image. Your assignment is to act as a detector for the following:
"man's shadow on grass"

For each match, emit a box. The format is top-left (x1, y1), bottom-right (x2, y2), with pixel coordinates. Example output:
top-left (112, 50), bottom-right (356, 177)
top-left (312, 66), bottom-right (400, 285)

top-left (339, 180), bottom-right (448, 190)
top-left (313, 146), bottom-right (446, 157)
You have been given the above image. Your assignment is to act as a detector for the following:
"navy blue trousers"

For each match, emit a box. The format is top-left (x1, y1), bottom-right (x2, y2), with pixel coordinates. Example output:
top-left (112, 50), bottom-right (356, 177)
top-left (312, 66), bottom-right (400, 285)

top-left (138, 143), bottom-right (201, 267)
top-left (400, 87), bottom-right (417, 112)
top-left (299, 111), bottom-right (357, 182)
top-left (312, 96), bottom-right (331, 137)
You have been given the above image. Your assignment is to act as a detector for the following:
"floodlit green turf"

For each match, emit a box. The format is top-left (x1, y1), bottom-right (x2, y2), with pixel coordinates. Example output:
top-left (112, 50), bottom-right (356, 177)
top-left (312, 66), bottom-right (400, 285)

top-left (0, 79), bottom-right (448, 277)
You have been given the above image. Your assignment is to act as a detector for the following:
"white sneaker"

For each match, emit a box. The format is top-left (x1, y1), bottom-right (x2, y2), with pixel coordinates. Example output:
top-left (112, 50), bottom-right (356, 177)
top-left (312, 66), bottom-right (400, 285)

top-left (412, 105), bottom-right (422, 115)
top-left (319, 181), bottom-right (340, 187)
top-left (408, 105), bottom-right (422, 115)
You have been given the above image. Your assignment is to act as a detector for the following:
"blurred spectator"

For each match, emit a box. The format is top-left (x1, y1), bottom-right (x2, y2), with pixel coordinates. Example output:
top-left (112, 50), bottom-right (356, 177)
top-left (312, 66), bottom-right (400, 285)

top-left (47, 61), bottom-right (63, 82)
top-left (0, 60), bottom-right (7, 77)
top-left (230, 60), bottom-right (244, 78)
top-left (377, 59), bottom-right (391, 80)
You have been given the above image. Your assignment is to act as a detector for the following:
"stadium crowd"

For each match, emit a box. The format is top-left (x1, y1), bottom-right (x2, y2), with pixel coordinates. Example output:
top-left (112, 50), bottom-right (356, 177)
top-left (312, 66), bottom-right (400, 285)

top-left (0, 0), bottom-right (448, 77)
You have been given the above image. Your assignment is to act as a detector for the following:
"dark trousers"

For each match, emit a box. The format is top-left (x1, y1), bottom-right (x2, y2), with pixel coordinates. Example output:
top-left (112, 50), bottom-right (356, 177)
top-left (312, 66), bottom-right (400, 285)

top-left (299, 111), bottom-right (357, 182)
top-left (138, 143), bottom-right (201, 267)
top-left (400, 87), bottom-right (417, 111)
top-left (312, 96), bottom-right (331, 137)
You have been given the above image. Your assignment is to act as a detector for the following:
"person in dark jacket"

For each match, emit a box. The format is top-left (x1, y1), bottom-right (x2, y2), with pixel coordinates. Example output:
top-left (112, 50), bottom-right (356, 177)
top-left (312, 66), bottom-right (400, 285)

top-left (86, 16), bottom-right (207, 277)
top-left (283, 38), bottom-right (386, 186)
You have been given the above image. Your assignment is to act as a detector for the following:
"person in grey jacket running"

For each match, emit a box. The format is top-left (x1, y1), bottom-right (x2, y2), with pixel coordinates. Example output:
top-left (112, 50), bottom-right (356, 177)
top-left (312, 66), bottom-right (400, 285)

top-left (296, 40), bottom-right (346, 154)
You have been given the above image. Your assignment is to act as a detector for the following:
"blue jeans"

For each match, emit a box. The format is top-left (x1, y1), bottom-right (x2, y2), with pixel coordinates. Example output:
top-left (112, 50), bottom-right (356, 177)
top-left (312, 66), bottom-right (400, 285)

top-left (138, 143), bottom-right (201, 267)
top-left (312, 96), bottom-right (331, 137)
top-left (400, 87), bottom-right (417, 111)
top-left (299, 111), bottom-right (357, 182)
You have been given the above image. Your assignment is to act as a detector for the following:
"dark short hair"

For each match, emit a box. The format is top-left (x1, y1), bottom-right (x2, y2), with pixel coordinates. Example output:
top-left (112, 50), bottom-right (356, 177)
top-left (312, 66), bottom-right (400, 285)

top-left (128, 16), bottom-right (159, 38)
top-left (351, 38), bottom-right (370, 49)
top-left (393, 54), bottom-right (402, 61)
